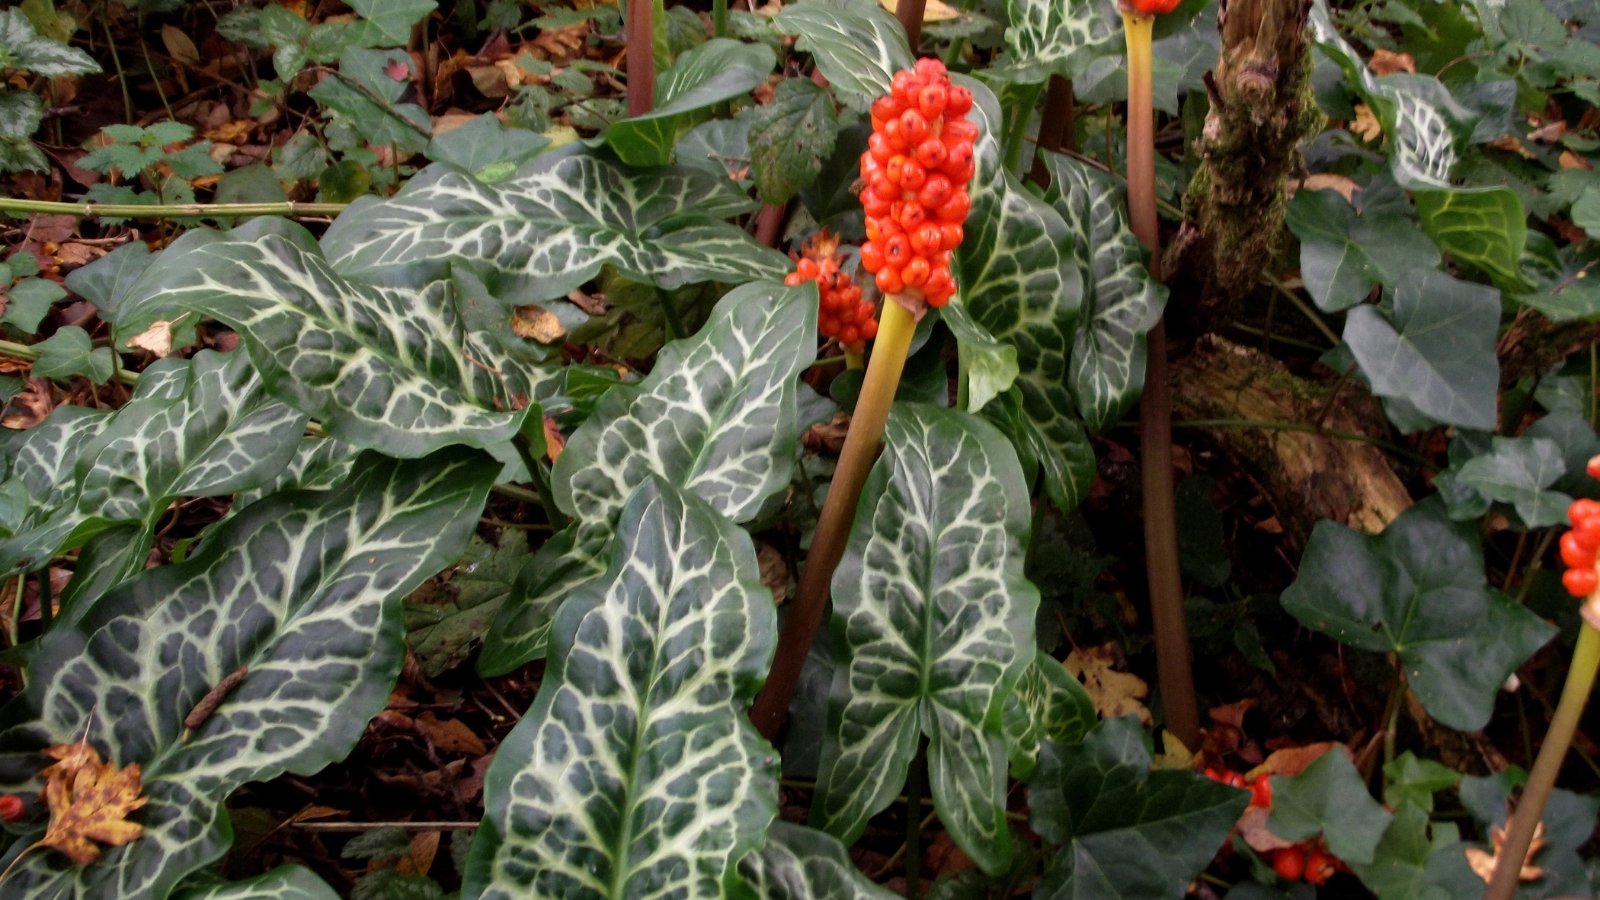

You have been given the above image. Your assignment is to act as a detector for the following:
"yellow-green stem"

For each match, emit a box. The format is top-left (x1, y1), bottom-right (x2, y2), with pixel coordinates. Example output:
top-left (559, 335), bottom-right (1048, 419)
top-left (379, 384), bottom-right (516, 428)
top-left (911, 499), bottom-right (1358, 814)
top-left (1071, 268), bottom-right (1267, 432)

top-left (1486, 622), bottom-right (1600, 899)
top-left (1123, 9), bottom-right (1201, 750)
top-left (752, 298), bottom-right (918, 740)
top-left (845, 350), bottom-right (865, 370)
top-left (0, 198), bottom-right (348, 219)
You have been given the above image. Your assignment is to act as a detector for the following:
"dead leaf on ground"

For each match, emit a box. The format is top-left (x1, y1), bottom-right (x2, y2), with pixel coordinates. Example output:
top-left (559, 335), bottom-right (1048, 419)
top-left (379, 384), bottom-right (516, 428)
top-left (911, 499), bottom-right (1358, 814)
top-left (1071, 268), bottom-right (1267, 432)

top-left (512, 304), bottom-right (566, 343)
top-left (1245, 741), bottom-right (1343, 780)
top-left (1351, 104), bottom-right (1383, 142)
top-left (1465, 818), bottom-right (1546, 884)
top-left (802, 413), bottom-right (851, 455)
top-left (878, 0), bottom-right (962, 21)
top-left (2, 378), bottom-right (55, 430)
top-left (394, 830), bottom-right (440, 877)
top-left (1489, 135), bottom-right (1536, 160)
top-left (1367, 48), bottom-right (1415, 75)
top-left (758, 543), bottom-right (789, 606)
top-left (126, 315), bottom-right (189, 358)
top-left (1297, 173), bottom-right (1361, 202)
top-left (1064, 642), bottom-right (1152, 725)
top-left (413, 712), bottom-right (488, 756)
top-left (34, 737), bottom-right (148, 865)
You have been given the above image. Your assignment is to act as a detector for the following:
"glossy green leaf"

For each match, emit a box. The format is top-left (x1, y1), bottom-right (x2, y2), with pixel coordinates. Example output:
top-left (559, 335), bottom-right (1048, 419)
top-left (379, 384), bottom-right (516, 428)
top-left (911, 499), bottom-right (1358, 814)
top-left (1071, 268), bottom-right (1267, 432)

top-left (1, 275), bottom-right (64, 334)
top-left (116, 218), bottom-right (551, 457)
top-left (1285, 185), bottom-right (1440, 313)
top-left (177, 866), bottom-right (340, 900)
top-left (746, 78), bottom-right (841, 206)
top-left (323, 146), bottom-right (787, 298)
top-left (0, 405), bottom-right (111, 573)
top-left (773, 0), bottom-right (915, 113)
top-left (345, 0), bottom-right (437, 46)
top-left (1266, 749), bottom-right (1392, 866)
top-left (1041, 152), bottom-right (1165, 432)
top-left (1002, 650), bottom-right (1095, 780)
top-left (1415, 187), bottom-right (1528, 291)
top-left (812, 404), bottom-right (1037, 875)
top-left (1028, 717), bottom-right (1249, 899)
top-left (30, 325), bottom-right (114, 384)
top-left (1382, 752), bottom-right (1459, 814)
top-left (481, 281), bottom-right (816, 673)
top-left (606, 38), bottom-right (776, 167)
top-left (464, 479), bottom-right (778, 899)
top-left (999, 0), bottom-right (1119, 83)
top-left (737, 821), bottom-right (899, 899)
top-left (941, 300), bottom-right (1018, 415)
top-left (0, 449), bottom-right (496, 898)
top-left (1280, 502), bottom-right (1555, 730)
top-left (425, 112), bottom-right (550, 183)
top-left (1342, 269), bottom-right (1500, 432)
top-left (1344, 803), bottom-right (1460, 900)
top-left (1452, 435), bottom-right (1572, 528)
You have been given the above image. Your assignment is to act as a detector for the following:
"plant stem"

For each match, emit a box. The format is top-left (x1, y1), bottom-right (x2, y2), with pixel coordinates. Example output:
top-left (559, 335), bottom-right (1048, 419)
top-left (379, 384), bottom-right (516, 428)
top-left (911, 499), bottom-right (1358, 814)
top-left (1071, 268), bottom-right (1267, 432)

top-left (752, 298), bottom-right (919, 740)
top-left (1123, 8), bottom-right (1200, 750)
top-left (626, 0), bottom-right (656, 116)
top-left (0, 198), bottom-right (348, 219)
top-left (713, 0), bottom-right (729, 37)
top-left (1485, 622), bottom-right (1600, 900)
top-left (845, 350), bottom-right (864, 370)
top-left (658, 289), bottom-right (685, 341)
top-left (1003, 82), bottom-right (1043, 177)
top-left (0, 338), bottom-right (140, 387)
top-left (1029, 75), bottom-right (1076, 185)
top-left (895, 0), bottom-right (928, 48)
top-left (905, 740), bottom-right (928, 899)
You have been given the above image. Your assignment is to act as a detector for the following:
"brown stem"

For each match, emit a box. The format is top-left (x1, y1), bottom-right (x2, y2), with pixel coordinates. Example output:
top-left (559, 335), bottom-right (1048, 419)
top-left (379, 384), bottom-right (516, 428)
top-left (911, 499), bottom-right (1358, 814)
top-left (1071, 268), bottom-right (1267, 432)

top-left (1028, 76), bottom-right (1076, 186)
top-left (895, 0), bottom-right (927, 50)
top-left (626, 0), bottom-right (655, 116)
top-left (754, 204), bottom-right (786, 247)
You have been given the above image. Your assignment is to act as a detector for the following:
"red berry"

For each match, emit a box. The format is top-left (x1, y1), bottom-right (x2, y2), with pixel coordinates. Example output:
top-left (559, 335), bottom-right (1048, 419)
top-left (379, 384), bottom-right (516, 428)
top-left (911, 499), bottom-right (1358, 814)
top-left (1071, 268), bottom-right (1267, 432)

top-left (0, 795), bottom-right (24, 823)
top-left (884, 233), bottom-right (911, 263)
top-left (917, 83), bottom-right (948, 118)
top-left (902, 257), bottom-right (931, 287)
top-left (946, 85), bottom-right (973, 116)
top-left (1588, 455), bottom-right (1600, 480)
top-left (891, 70), bottom-right (918, 98)
top-left (939, 223), bottom-right (965, 251)
top-left (914, 139), bottom-right (949, 171)
top-left (899, 109), bottom-right (931, 144)
top-left (841, 325), bottom-right (860, 344)
top-left (1250, 773), bottom-right (1271, 809)
top-left (881, 117), bottom-right (908, 151)
top-left (936, 191), bottom-right (971, 223)
top-left (914, 57), bottom-right (945, 81)
top-left (918, 174), bottom-right (952, 209)
top-left (1562, 531), bottom-right (1597, 568)
top-left (943, 117), bottom-right (980, 145)
top-left (1570, 499), bottom-right (1600, 526)
top-left (876, 267), bottom-right (904, 294)
top-left (898, 202), bottom-right (928, 231)
top-left (862, 318), bottom-right (878, 339)
top-left (1564, 567), bottom-right (1599, 597)
top-left (899, 159), bottom-right (927, 191)
top-left (1126, 0), bottom-right (1183, 15)
top-left (1304, 848), bottom-right (1338, 886)
top-left (1271, 846), bottom-right (1306, 881)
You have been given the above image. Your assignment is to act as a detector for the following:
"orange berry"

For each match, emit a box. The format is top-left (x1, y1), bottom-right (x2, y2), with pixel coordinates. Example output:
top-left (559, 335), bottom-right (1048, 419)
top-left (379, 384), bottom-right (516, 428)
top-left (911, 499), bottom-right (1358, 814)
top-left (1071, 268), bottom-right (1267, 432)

top-left (1589, 455), bottom-right (1600, 480)
top-left (1562, 531), bottom-right (1597, 568)
top-left (914, 139), bottom-right (948, 171)
top-left (876, 267), bottom-right (905, 294)
top-left (910, 223), bottom-right (942, 254)
top-left (917, 83), bottom-right (948, 118)
top-left (881, 117), bottom-right (908, 151)
top-left (899, 109), bottom-right (931, 144)
top-left (1304, 848), bottom-right (1338, 886)
top-left (884, 233), bottom-right (911, 263)
top-left (1570, 499), bottom-right (1600, 526)
top-left (899, 202), bottom-right (928, 231)
top-left (914, 57), bottom-right (945, 81)
top-left (841, 325), bottom-right (860, 344)
top-left (936, 191), bottom-right (971, 223)
top-left (1250, 773), bottom-right (1272, 809)
top-left (900, 159), bottom-right (927, 191)
top-left (1271, 846), bottom-right (1306, 881)
top-left (867, 132), bottom-right (894, 162)
top-left (872, 95), bottom-right (904, 124)
top-left (918, 173), bottom-right (952, 209)
top-left (1564, 567), bottom-right (1599, 597)
top-left (939, 222), bottom-right (965, 251)
top-left (902, 257), bottom-right (931, 287)
top-left (862, 318), bottom-right (878, 339)
top-left (862, 191), bottom-right (892, 217)
top-left (946, 85), bottom-right (973, 116)
top-left (943, 117), bottom-right (979, 145)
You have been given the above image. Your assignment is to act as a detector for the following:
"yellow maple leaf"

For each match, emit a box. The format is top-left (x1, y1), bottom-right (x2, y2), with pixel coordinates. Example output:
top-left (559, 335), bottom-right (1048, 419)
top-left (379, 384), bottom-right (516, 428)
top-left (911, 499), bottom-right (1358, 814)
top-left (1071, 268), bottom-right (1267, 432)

top-left (1064, 642), bottom-right (1152, 725)
top-left (35, 739), bottom-right (148, 866)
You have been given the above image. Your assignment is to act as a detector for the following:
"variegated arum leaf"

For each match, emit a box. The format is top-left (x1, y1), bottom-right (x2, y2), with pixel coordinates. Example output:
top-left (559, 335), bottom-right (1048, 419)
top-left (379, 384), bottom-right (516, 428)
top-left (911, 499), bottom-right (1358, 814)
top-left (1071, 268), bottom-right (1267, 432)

top-left (175, 866), bottom-right (340, 900)
top-left (941, 300), bottom-right (1019, 415)
top-left (1342, 268), bottom-right (1500, 433)
top-left (0, 405), bottom-right (111, 575)
top-left (812, 404), bottom-right (1037, 876)
top-left (998, 0), bottom-right (1119, 84)
top-left (0, 8), bottom-right (100, 77)
top-left (605, 38), bottom-right (776, 167)
top-left (1002, 649), bottom-right (1096, 781)
top-left (1041, 152), bottom-right (1166, 433)
top-left (1284, 178), bottom-right (1441, 313)
top-left (464, 478), bottom-right (778, 900)
top-left (772, 0), bottom-right (915, 113)
top-left (1414, 186), bottom-right (1529, 292)
top-left (1280, 501), bottom-right (1555, 731)
top-left (1029, 717), bottom-right (1249, 899)
top-left (0, 449), bottom-right (496, 899)
top-left (480, 280), bottom-right (817, 673)
top-left (114, 217), bottom-right (552, 457)
top-left (737, 821), bottom-right (898, 899)
top-left (951, 76), bottom-right (1092, 512)
top-left (322, 145), bottom-right (788, 299)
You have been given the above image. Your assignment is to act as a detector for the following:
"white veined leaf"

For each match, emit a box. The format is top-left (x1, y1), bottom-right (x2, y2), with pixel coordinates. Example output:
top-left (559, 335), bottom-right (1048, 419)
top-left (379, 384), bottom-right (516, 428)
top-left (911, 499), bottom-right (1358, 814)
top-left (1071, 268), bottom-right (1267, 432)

top-left (1042, 152), bottom-right (1166, 433)
top-left (0, 406), bottom-right (111, 575)
top-left (772, 0), bottom-right (916, 113)
top-left (999, 0), bottom-right (1120, 84)
top-left (0, 9), bottom-right (100, 77)
top-left (1002, 650), bottom-right (1097, 781)
top-left (812, 404), bottom-right (1038, 876)
top-left (480, 281), bottom-right (817, 673)
top-left (464, 478), bottom-right (778, 899)
top-left (0, 449), bottom-right (497, 899)
top-left (605, 38), bottom-right (777, 166)
top-left (115, 217), bottom-right (553, 457)
top-left (322, 146), bottom-right (788, 298)
top-left (737, 821), bottom-right (900, 899)
top-left (175, 865), bottom-right (340, 900)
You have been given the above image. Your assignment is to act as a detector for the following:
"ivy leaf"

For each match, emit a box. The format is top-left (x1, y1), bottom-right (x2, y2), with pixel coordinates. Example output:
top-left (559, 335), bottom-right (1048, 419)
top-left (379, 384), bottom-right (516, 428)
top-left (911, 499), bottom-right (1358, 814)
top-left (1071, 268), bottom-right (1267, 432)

top-left (737, 821), bottom-right (899, 898)
top-left (1415, 187), bottom-right (1528, 292)
top-left (306, 47), bottom-right (431, 153)
top-left (177, 865), bottom-right (341, 900)
top-left (772, 0), bottom-right (915, 113)
top-left (0, 9), bottom-right (99, 76)
top-left (322, 146), bottom-right (787, 300)
top-left (480, 281), bottom-right (816, 673)
top-left (1002, 650), bottom-right (1096, 780)
top-left (1280, 502), bottom-right (1555, 730)
top-left (1028, 717), bottom-right (1249, 899)
top-left (997, 0), bottom-right (1119, 83)
top-left (424, 113), bottom-right (549, 184)
top-left (1041, 152), bottom-right (1166, 432)
top-left (746, 78), bottom-right (841, 206)
top-left (812, 404), bottom-right (1037, 875)
top-left (116, 218), bottom-right (552, 457)
top-left (343, 0), bottom-right (437, 46)
top-left (1452, 435), bottom-right (1572, 528)
top-left (463, 479), bottom-right (778, 899)
top-left (405, 533), bottom-right (530, 677)
top-left (64, 242), bottom-right (156, 326)
top-left (1285, 185), bottom-right (1441, 313)
top-left (1342, 268), bottom-right (1500, 432)
top-left (0, 449), bottom-right (496, 898)
top-left (30, 326), bottom-right (114, 385)
top-left (36, 738), bottom-right (149, 865)
top-left (1, 275), bottom-right (65, 334)
top-left (1266, 749), bottom-right (1393, 866)
top-left (605, 38), bottom-right (776, 167)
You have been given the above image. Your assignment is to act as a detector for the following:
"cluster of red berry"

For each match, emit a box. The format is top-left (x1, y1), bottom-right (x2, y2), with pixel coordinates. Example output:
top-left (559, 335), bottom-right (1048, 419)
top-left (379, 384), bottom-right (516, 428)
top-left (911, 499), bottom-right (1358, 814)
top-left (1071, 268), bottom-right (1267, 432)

top-left (1203, 767), bottom-right (1343, 886)
top-left (857, 58), bottom-right (976, 308)
top-left (1560, 458), bottom-right (1600, 597)
top-left (784, 231), bottom-right (877, 353)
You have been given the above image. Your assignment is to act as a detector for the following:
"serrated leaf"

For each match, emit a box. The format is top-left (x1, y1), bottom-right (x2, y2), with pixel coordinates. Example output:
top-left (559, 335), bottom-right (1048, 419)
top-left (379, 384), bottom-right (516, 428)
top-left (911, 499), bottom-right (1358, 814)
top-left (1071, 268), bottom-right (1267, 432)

top-left (1267, 749), bottom-right (1392, 866)
top-left (746, 78), bottom-right (841, 206)
top-left (812, 404), bottom-right (1037, 875)
top-left (481, 281), bottom-right (817, 673)
top-left (773, 0), bottom-right (915, 113)
top-left (1452, 435), bottom-right (1571, 528)
top-left (322, 146), bottom-right (787, 300)
top-left (952, 78), bottom-right (1089, 511)
top-left (1342, 268), bottom-right (1500, 432)
top-left (1573, 186), bottom-right (1600, 239)
top-left (30, 325), bottom-right (113, 384)
top-left (116, 218), bottom-right (551, 457)
top-left (0, 449), bottom-right (496, 898)
top-left (998, 0), bottom-right (1119, 83)
top-left (463, 478), bottom-right (778, 899)
top-left (0, 89), bottom-right (43, 141)
top-left (176, 865), bottom-right (341, 900)
top-left (1285, 186), bottom-right (1441, 313)
top-left (605, 38), bottom-right (776, 167)
top-left (0, 9), bottom-right (99, 76)
top-left (1028, 717), bottom-right (1250, 900)
top-left (1042, 152), bottom-right (1165, 432)
top-left (737, 821), bottom-right (899, 899)
top-left (1002, 650), bottom-right (1096, 781)
top-left (1415, 187), bottom-right (1528, 292)
top-left (1280, 502), bottom-right (1555, 730)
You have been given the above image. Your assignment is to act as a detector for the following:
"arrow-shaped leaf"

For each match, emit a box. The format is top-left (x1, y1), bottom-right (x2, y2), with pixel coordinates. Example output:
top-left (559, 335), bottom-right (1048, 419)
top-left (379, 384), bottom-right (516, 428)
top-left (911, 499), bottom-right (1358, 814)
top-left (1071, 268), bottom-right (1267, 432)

top-left (1002, 650), bottom-right (1096, 780)
top-left (1286, 183), bottom-right (1441, 313)
top-left (772, 0), bottom-right (915, 113)
top-left (1452, 435), bottom-right (1572, 528)
top-left (998, 0), bottom-right (1119, 84)
top-left (606, 38), bottom-right (776, 167)
top-left (737, 821), bottom-right (899, 899)
top-left (175, 865), bottom-right (339, 900)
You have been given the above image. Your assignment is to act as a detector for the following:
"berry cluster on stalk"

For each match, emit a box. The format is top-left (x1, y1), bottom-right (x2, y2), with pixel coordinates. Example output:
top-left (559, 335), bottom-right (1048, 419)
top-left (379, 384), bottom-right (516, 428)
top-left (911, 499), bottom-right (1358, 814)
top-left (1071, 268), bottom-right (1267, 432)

top-left (858, 58), bottom-right (976, 308)
top-left (1559, 455), bottom-right (1600, 599)
top-left (784, 230), bottom-right (876, 353)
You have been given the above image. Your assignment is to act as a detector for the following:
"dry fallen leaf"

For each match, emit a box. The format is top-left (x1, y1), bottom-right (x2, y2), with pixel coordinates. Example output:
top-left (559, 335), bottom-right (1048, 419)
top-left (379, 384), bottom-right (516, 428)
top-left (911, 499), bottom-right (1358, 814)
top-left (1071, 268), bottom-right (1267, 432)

top-left (36, 738), bottom-right (148, 865)
top-left (1298, 173), bottom-right (1362, 202)
top-left (512, 304), bottom-right (566, 343)
top-left (1367, 48), bottom-right (1415, 75)
top-left (414, 712), bottom-right (488, 756)
top-left (125, 315), bottom-right (188, 358)
top-left (1065, 642), bottom-right (1152, 725)
top-left (1465, 818), bottom-right (1546, 884)
top-left (1351, 104), bottom-right (1383, 142)
top-left (878, 0), bottom-right (962, 21)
